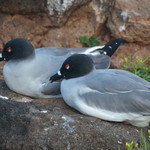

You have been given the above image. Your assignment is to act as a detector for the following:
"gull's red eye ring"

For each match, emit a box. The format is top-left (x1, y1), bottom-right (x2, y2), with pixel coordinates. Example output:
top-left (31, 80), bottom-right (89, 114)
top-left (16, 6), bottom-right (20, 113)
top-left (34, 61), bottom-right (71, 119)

top-left (6, 47), bottom-right (11, 52)
top-left (65, 64), bottom-right (70, 70)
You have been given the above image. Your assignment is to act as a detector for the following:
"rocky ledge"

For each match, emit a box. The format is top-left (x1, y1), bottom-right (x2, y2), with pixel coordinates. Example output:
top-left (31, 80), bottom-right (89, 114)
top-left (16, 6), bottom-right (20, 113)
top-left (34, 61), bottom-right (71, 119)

top-left (0, 80), bottom-right (149, 150)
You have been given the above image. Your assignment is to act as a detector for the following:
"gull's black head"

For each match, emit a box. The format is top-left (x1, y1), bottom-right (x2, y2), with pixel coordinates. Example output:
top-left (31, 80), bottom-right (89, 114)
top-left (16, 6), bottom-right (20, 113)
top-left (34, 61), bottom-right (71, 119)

top-left (50, 54), bottom-right (94, 82)
top-left (0, 38), bottom-right (35, 61)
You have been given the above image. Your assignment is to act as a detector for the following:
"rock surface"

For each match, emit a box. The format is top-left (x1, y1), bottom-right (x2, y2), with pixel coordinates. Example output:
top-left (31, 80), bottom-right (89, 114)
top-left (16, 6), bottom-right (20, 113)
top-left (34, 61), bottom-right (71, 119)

top-left (107, 0), bottom-right (150, 44)
top-left (0, 80), bottom-right (150, 150)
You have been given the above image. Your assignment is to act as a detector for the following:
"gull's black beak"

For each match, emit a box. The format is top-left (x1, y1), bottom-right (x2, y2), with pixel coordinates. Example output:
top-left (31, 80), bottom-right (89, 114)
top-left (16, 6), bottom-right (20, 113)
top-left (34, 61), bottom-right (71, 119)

top-left (50, 71), bottom-right (63, 83)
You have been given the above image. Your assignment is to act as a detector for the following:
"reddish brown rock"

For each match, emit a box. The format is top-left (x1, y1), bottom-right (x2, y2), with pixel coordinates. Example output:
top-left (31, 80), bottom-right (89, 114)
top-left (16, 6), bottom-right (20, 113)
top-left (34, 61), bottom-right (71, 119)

top-left (107, 0), bottom-right (150, 45)
top-left (0, 0), bottom-right (149, 70)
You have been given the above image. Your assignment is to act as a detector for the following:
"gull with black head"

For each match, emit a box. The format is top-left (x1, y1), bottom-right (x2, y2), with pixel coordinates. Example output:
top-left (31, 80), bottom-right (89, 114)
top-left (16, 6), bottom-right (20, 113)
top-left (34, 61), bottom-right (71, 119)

top-left (50, 54), bottom-right (150, 127)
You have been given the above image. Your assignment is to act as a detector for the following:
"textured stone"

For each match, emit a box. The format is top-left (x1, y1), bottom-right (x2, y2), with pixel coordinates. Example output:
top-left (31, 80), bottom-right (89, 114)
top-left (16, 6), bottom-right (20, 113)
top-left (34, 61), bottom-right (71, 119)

top-left (107, 0), bottom-right (150, 44)
top-left (0, 14), bottom-right (48, 50)
top-left (0, 80), bottom-right (149, 150)
top-left (0, 0), bottom-right (92, 27)
top-left (0, 0), bottom-right (46, 14)
top-left (0, 0), bottom-right (115, 49)
top-left (0, 1), bottom-right (107, 49)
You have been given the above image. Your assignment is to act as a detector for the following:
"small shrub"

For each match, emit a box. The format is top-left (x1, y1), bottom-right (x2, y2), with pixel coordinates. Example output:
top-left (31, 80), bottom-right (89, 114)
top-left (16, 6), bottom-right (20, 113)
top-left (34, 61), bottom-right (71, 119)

top-left (119, 55), bottom-right (150, 82)
top-left (79, 35), bottom-right (100, 47)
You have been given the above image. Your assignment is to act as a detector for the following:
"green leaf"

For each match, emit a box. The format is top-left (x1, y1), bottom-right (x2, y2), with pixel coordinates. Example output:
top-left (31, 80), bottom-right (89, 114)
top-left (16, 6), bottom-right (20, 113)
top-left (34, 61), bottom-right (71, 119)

top-left (79, 35), bottom-right (100, 47)
top-left (79, 36), bottom-right (89, 44)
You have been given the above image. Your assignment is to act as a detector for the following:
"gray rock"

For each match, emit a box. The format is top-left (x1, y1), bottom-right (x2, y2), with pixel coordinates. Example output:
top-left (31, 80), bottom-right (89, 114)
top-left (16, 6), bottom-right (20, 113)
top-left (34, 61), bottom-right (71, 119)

top-left (0, 0), bottom-right (47, 14)
top-left (0, 0), bottom-right (91, 15)
top-left (46, 0), bottom-right (92, 25)
top-left (0, 80), bottom-right (149, 150)
top-left (0, 0), bottom-right (91, 25)
top-left (47, 0), bottom-right (91, 16)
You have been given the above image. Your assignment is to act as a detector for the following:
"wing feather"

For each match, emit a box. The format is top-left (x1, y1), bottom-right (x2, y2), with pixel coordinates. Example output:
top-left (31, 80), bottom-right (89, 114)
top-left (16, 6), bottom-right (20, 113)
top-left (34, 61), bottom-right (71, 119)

top-left (77, 69), bottom-right (150, 114)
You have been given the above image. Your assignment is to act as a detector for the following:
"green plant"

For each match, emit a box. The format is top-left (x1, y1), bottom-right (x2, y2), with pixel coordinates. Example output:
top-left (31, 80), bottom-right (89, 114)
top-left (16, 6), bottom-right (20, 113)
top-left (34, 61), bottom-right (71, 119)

top-left (79, 35), bottom-right (100, 47)
top-left (119, 55), bottom-right (150, 82)
top-left (118, 129), bottom-right (150, 150)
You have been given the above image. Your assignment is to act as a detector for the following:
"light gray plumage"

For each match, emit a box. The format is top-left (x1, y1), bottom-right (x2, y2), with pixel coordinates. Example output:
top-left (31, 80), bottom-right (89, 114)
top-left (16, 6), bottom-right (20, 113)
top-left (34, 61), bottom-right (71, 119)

top-left (50, 54), bottom-right (150, 127)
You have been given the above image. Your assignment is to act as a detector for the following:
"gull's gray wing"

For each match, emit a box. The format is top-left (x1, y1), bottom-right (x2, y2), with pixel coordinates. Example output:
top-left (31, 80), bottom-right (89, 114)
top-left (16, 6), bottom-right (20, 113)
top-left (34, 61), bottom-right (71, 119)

top-left (40, 81), bottom-right (61, 96)
top-left (78, 69), bottom-right (150, 115)
top-left (36, 38), bottom-right (123, 70)
top-left (36, 47), bottom-right (111, 69)
top-left (35, 47), bottom-right (70, 56)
